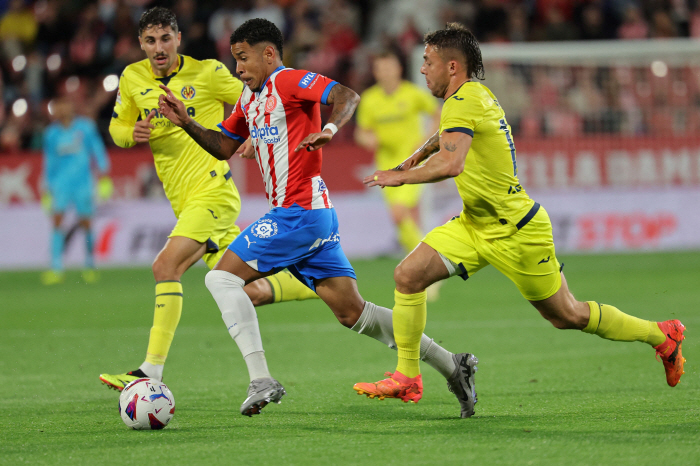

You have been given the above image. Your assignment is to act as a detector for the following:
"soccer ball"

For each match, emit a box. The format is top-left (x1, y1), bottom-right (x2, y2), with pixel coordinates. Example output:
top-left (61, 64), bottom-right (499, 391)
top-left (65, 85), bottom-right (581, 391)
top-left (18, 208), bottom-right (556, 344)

top-left (118, 378), bottom-right (175, 430)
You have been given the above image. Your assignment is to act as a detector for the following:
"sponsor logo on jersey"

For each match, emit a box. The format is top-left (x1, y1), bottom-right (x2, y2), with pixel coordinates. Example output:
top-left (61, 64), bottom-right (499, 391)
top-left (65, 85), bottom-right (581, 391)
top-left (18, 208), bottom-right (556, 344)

top-left (250, 124), bottom-right (280, 144)
top-left (318, 179), bottom-right (327, 193)
top-left (115, 89), bottom-right (122, 105)
top-left (140, 89), bottom-right (152, 95)
top-left (298, 72), bottom-right (317, 89)
top-left (215, 64), bottom-right (223, 71)
top-left (181, 85), bottom-right (196, 100)
top-left (251, 219), bottom-right (278, 238)
top-left (265, 95), bottom-right (277, 113)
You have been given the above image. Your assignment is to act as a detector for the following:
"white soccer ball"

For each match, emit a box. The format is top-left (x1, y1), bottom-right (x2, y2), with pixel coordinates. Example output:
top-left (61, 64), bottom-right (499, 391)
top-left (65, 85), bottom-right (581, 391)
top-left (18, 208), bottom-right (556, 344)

top-left (118, 378), bottom-right (175, 430)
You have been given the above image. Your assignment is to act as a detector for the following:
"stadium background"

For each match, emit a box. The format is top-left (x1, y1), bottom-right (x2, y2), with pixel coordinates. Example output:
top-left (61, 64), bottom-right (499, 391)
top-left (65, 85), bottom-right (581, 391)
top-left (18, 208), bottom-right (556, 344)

top-left (1, 0), bottom-right (700, 268)
top-left (2, 2), bottom-right (699, 464)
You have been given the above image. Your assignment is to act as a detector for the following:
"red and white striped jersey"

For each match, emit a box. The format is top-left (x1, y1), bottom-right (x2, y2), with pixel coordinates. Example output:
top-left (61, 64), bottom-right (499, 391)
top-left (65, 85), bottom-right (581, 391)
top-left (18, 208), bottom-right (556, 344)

top-left (219, 66), bottom-right (338, 210)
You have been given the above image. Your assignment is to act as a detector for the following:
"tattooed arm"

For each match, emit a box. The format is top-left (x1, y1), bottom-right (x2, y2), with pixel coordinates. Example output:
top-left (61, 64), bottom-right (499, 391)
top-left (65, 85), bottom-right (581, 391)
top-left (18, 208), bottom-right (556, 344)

top-left (295, 84), bottom-right (360, 152)
top-left (364, 131), bottom-right (471, 187)
top-left (393, 131), bottom-right (441, 171)
top-left (180, 118), bottom-right (240, 160)
top-left (158, 84), bottom-right (240, 160)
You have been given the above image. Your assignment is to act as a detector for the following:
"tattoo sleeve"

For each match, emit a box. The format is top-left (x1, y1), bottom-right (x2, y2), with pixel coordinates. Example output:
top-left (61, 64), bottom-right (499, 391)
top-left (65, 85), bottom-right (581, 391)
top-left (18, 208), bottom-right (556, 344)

top-left (325, 84), bottom-right (360, 130)
top-left (182, 118), bottom-right (236, 160)
top-left (415, 132), bottom-right (441, 160)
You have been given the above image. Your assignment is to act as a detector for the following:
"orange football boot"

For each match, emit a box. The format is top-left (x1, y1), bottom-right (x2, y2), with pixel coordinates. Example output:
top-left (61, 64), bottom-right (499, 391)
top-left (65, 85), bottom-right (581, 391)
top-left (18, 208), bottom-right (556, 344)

top-left (654, 319), bottom-right (686, 387)
top-left (353, 371), bottom-right (423, 403)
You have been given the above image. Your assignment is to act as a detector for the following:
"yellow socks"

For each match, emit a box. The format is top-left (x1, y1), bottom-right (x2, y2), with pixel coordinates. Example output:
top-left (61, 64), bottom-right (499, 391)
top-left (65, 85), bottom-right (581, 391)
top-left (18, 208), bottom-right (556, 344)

top-left (267, 270), bottom-right (318, 303)
top-left (583, 301), bottom-right (665, 346)
top-left (397, 217), bottom-right (423, 254)
top-left (393, 289), bottom-right (427, 378)
top-left (145, 281), bottom-right (183, 365)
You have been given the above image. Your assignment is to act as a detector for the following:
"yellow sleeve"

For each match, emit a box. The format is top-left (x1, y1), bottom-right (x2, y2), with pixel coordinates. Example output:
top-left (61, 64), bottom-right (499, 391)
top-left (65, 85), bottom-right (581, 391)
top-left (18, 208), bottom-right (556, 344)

top-left (210, 61), bottom-right (244, 105)
top-left (109, 72), bottom-right (139, 148)
top-left (439, 92), bottom-right (483, 136)
top-left (355, 90), bottom-right (374, 129)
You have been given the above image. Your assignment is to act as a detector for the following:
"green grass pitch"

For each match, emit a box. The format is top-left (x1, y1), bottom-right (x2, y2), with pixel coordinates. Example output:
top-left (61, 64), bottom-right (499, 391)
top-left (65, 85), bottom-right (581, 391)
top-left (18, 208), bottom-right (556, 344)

top-left (1, 252), bottom-right (698, 465)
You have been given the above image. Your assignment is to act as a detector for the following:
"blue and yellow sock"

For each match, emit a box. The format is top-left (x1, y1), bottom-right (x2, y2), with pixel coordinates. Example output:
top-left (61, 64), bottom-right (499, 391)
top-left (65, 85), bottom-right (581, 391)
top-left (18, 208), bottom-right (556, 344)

top-left (51, 228), bottom-right (64, 271)
top-left (583, 301), bottom-right (665, 347)
top-left (393, 289), bottom-right (427, 378)
top-left (85, 228), bottom-right (95, 269)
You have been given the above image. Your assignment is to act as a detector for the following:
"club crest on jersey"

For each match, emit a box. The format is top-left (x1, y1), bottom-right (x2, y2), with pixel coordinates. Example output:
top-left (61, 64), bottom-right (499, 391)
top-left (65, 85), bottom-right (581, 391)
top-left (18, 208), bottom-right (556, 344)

top-left (298, 72), bottom-right (317, 89)
top-left (181, 85), bottom-right (196, 100)
top-left (265, 95), bottom-right (277, 113)
top-left (250, 124), bottom-right (280, 144)
top-left (251, 219), bottom-right (278, 238)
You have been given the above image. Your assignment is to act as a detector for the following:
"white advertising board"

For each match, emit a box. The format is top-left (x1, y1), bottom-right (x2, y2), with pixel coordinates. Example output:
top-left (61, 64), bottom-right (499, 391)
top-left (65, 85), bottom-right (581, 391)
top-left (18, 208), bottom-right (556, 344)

top-left (1, 188), bottom-right (699, 270)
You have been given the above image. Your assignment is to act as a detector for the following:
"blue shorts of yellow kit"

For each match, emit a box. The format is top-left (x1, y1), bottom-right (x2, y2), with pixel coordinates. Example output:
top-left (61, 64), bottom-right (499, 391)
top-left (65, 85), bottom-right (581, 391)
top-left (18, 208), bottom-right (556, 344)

top-left (228, 204), bottom-right (356, 292)
top-left (52, 184), bottom-right (93, 217)
top-left (422, 203), bottom-right (562, 302)
top-left (169, 188), bottom-right (242, 269)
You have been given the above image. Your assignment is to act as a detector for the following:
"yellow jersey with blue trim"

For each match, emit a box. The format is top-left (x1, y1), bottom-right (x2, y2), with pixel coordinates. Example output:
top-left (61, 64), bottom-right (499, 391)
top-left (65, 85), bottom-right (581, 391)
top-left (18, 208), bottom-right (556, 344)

top-left (356, 81), bottom-right (438, 168)
top-left (439, 81), bottom-right (535, 239)
top-left (109, 55), bottom-right (243, 216)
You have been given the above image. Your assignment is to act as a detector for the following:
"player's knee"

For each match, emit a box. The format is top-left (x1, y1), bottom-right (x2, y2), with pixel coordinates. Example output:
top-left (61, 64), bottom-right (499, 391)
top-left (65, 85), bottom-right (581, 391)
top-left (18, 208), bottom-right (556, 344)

top-left (205, 269), bottom-right (238, 294)
top-left (393, 263), bottom-right (422, 294)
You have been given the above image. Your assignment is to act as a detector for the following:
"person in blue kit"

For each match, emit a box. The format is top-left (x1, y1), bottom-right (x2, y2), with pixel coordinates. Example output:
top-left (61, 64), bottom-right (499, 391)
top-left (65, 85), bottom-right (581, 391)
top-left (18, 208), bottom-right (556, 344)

top-left (42, 97), bottom-right (112, 285)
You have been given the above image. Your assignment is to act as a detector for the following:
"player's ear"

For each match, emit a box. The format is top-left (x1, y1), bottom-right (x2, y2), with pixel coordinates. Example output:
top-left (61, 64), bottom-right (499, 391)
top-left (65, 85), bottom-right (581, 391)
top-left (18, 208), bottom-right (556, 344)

top-left (138, 36), bottom-right (143, 50)
top-left (176, 31), bottom-right (182, 46)
top-left (264, 44), bottom-right (274, 64)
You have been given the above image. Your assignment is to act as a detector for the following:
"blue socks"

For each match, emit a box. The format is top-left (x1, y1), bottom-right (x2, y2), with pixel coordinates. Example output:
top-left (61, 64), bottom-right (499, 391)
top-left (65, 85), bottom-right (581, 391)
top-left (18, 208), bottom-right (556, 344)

top-left (85, 229), bottom-right (95, 269)
top-left (51, 228), bottom-right (64, 271)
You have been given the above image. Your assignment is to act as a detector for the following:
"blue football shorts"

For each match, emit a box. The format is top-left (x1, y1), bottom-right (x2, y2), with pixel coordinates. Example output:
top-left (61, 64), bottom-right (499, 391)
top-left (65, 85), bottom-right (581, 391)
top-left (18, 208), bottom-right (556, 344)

top-left (52, 183), bottom-right (93, 217)
top-left (228, 204), bottom-right (356, 291)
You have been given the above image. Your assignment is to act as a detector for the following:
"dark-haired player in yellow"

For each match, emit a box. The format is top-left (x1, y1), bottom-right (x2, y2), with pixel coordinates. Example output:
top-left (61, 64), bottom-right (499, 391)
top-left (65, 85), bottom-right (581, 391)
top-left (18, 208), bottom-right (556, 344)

top-left (100, 7), bottom-right (316, 391)
top-left (354, 23), bottom-right (686, 414)
top-left (355, 49), bottom-right (438, 256)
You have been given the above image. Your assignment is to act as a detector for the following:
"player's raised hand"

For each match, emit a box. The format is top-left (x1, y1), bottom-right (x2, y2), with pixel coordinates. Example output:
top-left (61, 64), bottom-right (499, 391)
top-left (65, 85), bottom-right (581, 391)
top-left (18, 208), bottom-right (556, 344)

top-left (363, 170), bottom-right (404, 188)
top-left (133, 110), bottom-right (156, 143)
top-left (295, 129), bottom-right (333, 152)
top-left (235, 138), bottom-right (256, 159)
top-left (158, 84), bottom-right (189, 127)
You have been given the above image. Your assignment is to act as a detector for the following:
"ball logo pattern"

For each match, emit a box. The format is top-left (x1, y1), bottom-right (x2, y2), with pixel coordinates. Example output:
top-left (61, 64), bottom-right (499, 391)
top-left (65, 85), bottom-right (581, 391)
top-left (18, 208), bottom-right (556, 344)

top-left (118, 378), bottom-right (175, 430)
top-left (251, 219), bottom-right (278, 238)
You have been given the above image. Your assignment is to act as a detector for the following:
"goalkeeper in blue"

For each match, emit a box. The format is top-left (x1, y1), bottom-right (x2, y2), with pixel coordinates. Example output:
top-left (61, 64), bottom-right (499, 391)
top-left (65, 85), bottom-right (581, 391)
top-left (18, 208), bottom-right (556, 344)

top-left (42, 97), bottom-right (112, 284)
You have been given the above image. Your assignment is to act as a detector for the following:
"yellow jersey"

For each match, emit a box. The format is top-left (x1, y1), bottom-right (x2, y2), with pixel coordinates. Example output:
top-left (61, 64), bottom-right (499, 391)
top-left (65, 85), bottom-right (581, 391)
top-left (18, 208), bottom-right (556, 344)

top-left (109, 55), bottom-right (244, 216)
top-left (356, 81), bottom-right (438, 168)
top-left (439, 81), bottom-right (534, 239)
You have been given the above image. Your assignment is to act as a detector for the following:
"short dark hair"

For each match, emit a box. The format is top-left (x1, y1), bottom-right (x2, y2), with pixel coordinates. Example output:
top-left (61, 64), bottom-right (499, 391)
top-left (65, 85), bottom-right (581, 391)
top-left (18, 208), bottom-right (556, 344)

top-left (424, 23), bottom-right (484, 80)
top-left (230, 18), bottom-right (284, 60)
top-left (374, 45), bottom-right (408, 79)
top-left (139, 7), bottom-right (178, 36)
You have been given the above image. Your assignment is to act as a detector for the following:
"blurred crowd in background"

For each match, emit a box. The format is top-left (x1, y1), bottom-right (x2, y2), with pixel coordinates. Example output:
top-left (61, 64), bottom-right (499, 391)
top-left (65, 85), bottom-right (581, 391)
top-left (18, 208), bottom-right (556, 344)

top-left (2, 0), bottom-right (700, 152)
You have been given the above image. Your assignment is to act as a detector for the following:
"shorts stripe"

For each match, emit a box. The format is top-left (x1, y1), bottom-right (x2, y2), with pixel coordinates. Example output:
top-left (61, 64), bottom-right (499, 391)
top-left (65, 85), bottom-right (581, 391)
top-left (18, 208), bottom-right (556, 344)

top-left (516, 202), bottom-right (540, 230)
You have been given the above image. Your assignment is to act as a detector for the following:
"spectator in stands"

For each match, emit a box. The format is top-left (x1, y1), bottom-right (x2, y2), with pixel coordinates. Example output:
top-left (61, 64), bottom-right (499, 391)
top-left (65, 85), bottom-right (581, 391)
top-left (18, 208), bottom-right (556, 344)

top-left (618, 4), bottom-right (649, 39)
